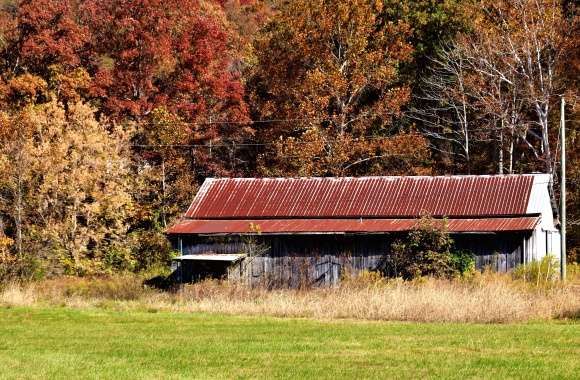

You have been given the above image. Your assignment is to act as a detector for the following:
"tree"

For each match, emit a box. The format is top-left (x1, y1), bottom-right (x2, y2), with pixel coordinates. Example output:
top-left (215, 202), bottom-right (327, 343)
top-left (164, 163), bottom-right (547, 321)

top-left (80, 0), bottom-right (249, 124)
top-left (411, 43), bottom-right (476, 172)
top-left (417, 0), bottom-right (573, 177)
top-left (560, 1), bottom-right (579, 263)
top-left (379, 0), bottom-right (474, 84)
top-left (0, 0), bottom-right (89, 77)
top-left (0, 98), bottom-right (133, 275)
top-left (0, 0), bottom-right (261, 276)
top-left (78, 0), bottom-right (253, 226)
top-left (1, 0), bottom-right (251, 127)
top-left (250, 0), bottom-right (431, 176)
top-left (260, 130), bottom-right (431, 177)
top-left (413, 39), bottom-right (530, 174)
top-left (221, 0), bottom-right (274, 74)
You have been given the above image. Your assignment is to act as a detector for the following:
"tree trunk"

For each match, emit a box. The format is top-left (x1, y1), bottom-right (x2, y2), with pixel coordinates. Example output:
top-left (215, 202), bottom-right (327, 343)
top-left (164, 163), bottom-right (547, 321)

top-left (536, 103), bottom-right (552, 175)
top-left (15, 170), bottom-right (23, 258)
top-left (508, 133), bottom-right (514, 174)
top-left (161, 158), bottom-right (166, 228)
top-left (498, 122), bottom-right (504, 174)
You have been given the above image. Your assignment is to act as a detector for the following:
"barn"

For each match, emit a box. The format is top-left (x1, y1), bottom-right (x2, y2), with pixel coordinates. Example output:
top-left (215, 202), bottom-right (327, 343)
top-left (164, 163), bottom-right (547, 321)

top-left (166, 174), bottom-right (560, 285)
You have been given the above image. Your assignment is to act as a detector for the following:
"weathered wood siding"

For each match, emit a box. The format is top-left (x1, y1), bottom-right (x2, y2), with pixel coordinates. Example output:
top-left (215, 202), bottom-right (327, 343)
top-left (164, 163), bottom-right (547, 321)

top-left (172, 232), bottom-right (529, 286)
top-left (451, 232), bottom-right (530, 272)
top-left (230, 235), bottom-right (389, 287)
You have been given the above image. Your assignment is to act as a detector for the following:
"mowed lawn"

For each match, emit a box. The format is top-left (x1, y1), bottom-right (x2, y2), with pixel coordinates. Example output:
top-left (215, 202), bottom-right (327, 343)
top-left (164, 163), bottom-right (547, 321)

top-left (0, 307), bottom-right (578, 379)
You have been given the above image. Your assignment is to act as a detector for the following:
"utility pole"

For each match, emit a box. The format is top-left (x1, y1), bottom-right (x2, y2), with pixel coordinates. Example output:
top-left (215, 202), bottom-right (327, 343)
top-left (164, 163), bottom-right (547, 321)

top-left (560, 97), bottom-right (566, 281)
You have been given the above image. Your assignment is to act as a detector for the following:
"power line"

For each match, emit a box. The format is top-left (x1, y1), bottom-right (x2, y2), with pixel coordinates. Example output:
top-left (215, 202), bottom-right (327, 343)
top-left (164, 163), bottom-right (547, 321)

top-left (130, 128), bottom-right (548, 149)
top-left (132, 114), bottom-right (567, 152)
top-left (142, 117), bottom-right (328, 127)
top-left (142, 116), bottom-right (559, 134)
top-left (130, 133), bottom-right (427, 149)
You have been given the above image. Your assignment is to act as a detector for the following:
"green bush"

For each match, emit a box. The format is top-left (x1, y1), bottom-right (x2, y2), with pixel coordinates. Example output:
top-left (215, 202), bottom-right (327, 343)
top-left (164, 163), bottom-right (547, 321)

top-left (98, 229), bottom-right (176, 274)
top-left (128, 229), bottom-right (175, 272)
top-left (512, 255), bottom-right (559, 286)
top-left (450, 250), bottom-right (476, 277)
top-left (102, 242), bottom-right (136, 273)
top-left (568, 262), bottom-right (580, 283)
top-left (384, 216), bottom-right (474, 280)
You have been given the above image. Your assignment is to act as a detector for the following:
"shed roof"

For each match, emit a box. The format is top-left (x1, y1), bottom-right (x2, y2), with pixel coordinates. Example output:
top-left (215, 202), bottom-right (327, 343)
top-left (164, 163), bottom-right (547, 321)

top-left (167, 175), bottom-right (547, 235)
top-left (184, 175), bottom-right (535, 219)
top-left (168, 216), bottom-right (540, 235)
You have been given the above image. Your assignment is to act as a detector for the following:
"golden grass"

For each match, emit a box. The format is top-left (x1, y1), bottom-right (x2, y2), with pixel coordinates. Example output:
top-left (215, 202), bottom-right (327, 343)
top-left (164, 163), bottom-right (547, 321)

top-left (1, 271), bottom-right (579, 323)
top-left (567, 262), bottom-right (580, 284)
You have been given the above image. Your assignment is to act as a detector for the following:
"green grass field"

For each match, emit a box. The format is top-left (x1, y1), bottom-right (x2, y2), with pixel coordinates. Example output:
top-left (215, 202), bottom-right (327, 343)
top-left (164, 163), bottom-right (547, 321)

top-left (0, 307), bottom-right (578, 379)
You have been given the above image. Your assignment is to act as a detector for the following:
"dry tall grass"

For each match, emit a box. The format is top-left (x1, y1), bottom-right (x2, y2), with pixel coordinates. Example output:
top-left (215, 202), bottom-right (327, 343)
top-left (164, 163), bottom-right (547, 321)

top-left (1, 272), bottom-right (579, 323)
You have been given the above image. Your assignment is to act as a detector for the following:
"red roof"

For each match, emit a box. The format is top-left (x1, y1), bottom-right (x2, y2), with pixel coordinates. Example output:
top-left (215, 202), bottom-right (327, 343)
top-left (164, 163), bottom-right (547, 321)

top-left (168, 175), bottom-right (541, 235)
top-left (167, 217), bottom-right (540, 235)
top-left (185, 176), bottom-right (534, 219)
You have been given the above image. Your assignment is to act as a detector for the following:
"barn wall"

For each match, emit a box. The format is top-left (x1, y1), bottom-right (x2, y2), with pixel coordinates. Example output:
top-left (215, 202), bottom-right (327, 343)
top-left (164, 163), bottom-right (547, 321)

top-left (451, 233), bottom-right (528, 272)
top-left (172, 235), bottom-right (389, 286)
top-left (171, 232), bottom-right (529, 285)
top-left (546, 229), bottom-right (561, 258)
top-left (523, 227), bottom-right (560, 264)
top-left (236, 235), bottom-right (389, 287)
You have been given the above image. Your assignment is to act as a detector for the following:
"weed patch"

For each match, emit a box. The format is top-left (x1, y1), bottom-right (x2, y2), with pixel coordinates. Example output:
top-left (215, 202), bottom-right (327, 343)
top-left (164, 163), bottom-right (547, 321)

top-left (2, 272), bottom-right (578, 323)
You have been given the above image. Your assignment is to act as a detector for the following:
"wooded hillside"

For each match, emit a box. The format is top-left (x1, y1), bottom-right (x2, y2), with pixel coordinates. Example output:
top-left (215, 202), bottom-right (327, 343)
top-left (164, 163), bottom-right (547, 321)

top-left (0, 0), bottom-right (577, 277)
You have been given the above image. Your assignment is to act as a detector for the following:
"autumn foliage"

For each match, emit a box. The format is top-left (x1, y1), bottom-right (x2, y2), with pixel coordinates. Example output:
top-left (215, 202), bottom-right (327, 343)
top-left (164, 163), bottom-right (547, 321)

top-left (0, 0), bottom-right (577, 278)
top-left (250, 0), bottom-right (430, 176)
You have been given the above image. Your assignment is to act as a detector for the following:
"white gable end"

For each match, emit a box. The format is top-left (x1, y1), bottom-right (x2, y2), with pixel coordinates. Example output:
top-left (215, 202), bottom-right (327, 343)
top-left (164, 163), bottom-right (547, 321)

top-left (525, 174), bottom-right (557, 231)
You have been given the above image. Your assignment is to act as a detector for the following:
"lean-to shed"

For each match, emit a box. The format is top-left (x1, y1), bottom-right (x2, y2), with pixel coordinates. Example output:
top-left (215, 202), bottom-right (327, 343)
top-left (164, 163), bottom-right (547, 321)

top-left (167, 174), bottom-right (560, 285)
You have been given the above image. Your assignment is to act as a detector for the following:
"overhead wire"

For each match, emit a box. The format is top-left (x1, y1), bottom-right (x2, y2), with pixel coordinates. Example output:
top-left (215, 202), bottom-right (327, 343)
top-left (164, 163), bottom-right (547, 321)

top-left (129, 115), bottom-right (567, 168)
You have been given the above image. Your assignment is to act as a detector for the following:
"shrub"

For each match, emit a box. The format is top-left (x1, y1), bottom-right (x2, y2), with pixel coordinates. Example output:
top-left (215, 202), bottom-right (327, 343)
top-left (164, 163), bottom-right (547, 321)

top-left (102, 242), bottom-right (136, 273)
top-left (512, 255), bottom-right (560, 287)
top-left (384, 216), bottom-right (474, 280)
top-left (450, 250), bottom-right (476, 277)
top-left (568, 262), bottom-right (580, 284)
top-left (340, 269), bottom-right (388, 288)
top-left (127, 229), bottom-right (175, 272)
top-left (0, 242), bottom-right (44, 286)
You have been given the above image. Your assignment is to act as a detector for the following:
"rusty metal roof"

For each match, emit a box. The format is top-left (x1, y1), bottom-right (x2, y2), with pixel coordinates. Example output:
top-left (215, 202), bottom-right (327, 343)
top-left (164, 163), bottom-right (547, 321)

top-left (167, 216), bottom-right (540, 235)
top-left (185, 175), bottom-right (535, 219)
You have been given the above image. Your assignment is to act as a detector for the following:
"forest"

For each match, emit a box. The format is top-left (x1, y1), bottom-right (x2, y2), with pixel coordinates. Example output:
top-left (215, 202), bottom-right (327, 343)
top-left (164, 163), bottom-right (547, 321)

top-left (0, 0), bottom-right (578, 279)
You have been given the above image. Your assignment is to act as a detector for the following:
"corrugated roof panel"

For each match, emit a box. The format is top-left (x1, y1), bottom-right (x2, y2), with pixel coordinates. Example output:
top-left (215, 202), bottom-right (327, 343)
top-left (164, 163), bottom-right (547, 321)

top-left (167, 217), bottom-right (540, 235)
top-left (184, 175), bottom-right (535, 219)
